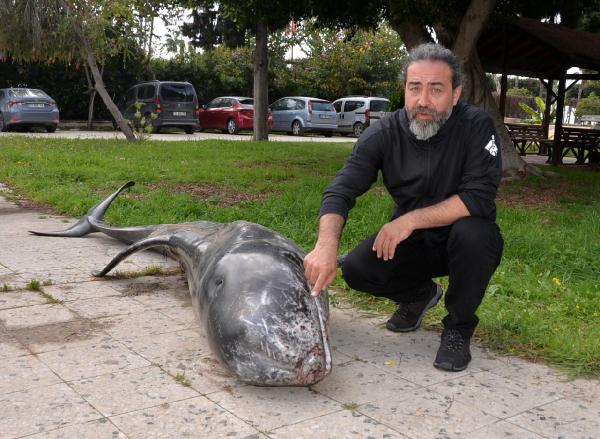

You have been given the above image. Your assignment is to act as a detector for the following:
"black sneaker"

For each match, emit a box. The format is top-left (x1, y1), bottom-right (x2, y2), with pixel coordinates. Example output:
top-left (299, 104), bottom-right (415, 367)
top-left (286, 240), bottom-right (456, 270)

top-left (386, 284), bottom-right (443, 332)
top-left (434, 328), bottom-right (472, 372)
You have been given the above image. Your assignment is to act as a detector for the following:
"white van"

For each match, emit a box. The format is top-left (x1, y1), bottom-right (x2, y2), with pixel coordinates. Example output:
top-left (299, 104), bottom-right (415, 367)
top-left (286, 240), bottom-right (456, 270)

top-left (333, 96), bottom-right (390, 137)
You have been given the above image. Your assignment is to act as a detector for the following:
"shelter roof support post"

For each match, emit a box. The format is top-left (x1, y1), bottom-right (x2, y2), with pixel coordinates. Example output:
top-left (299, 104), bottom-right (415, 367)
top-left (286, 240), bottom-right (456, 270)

top-left (499, 32), bottom-right (509, 119)
top-left (551, 72), bottom-right (567, 165)
top-left (542, 79), bottom-right (553, 139)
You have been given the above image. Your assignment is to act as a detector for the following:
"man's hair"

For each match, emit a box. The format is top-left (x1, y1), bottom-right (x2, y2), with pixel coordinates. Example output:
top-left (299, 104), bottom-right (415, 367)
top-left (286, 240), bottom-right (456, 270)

top-left (401, 43), bottom-right (463, 89)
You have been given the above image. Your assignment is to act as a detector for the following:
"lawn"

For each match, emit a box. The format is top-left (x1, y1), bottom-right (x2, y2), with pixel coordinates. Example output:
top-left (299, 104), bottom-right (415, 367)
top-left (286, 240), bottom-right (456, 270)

top-left (1, 135), bottom-right (599, 377)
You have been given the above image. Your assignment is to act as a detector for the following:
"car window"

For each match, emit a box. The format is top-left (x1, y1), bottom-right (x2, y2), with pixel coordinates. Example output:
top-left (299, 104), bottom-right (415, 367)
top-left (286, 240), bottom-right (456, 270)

top-left (344, 101), bottom-right (365, 112)
top-left (206, 98), bottom-right (221, 109)
top-left (333, 101), bottom-right (342, 112)
top-left (311, 100), bottom-right (335, 112)
top-left (160, 83), bottom-right (194, 102)
top-left (293, 99), bottom-right (305, 110)
top-left (239, 98), bottom-right (254, 105)
top-left (220, 98), bottom-right (233, 108)
top-left (370, 100), bottom-right (389, 111)
top-left (137, 85), bottom-right (155, 100)
top-left (8, 89), bottom-right (47, 98)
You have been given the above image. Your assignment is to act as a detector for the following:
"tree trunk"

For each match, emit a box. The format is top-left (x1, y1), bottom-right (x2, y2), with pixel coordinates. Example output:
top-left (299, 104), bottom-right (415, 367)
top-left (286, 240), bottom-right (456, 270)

top-left (84, 47), bottom-right (136, 141)
top-left (461, 53), bottom-right (526, 175)
top-left (84, 63), bottom-right (102, 130)
top-left (253, 20), bottom-right (269, 141)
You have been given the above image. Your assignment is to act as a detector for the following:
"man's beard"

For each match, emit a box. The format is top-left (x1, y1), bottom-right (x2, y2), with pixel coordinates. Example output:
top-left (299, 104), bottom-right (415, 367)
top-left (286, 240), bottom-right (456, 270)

top-left (406, 105), bottom-right (453, 140)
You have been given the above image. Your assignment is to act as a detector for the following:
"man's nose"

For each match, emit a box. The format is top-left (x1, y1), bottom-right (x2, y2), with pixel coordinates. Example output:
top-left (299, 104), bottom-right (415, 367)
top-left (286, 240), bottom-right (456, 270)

top-left (417, 89), bottom-right (432, 107)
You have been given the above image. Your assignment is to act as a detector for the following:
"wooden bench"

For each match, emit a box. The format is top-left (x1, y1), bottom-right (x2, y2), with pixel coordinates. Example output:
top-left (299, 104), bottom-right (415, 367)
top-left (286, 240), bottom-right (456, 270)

top-left (541, 127), bottom-right (600, 164)
top-left (505, 123), bottom-right (546, 156)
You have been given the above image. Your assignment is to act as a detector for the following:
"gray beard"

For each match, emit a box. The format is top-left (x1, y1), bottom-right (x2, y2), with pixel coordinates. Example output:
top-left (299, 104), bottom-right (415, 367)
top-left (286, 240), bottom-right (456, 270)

top-left (407, 106), bottom-right (453, 140)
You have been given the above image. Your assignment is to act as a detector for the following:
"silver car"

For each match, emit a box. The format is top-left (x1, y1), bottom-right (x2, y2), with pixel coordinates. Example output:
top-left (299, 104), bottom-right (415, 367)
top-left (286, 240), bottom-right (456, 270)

top-left (269, 96), bottom-right (337, 136)
top-left (333, 96), bottom-right (390, 137)
top-left (0, 88), bottom-right (60, 132)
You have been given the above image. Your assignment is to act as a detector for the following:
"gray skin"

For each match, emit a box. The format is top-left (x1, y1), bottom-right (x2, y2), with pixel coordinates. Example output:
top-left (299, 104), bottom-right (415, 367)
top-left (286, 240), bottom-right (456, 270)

top-left (30, 181), bottom-right (331, 386)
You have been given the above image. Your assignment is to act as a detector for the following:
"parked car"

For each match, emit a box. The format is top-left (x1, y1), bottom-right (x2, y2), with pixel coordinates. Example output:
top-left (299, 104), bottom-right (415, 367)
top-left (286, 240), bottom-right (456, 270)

top-left (198, 96), bottom-right (272, 134)
top-left (332, 96), bottom-right (390, 137)
top-left (117, 81), bottom-right (199, 134)
top-left (0, 88), bottom-right (60, 132)
top-left (269, 97), bottom-right (337, 136)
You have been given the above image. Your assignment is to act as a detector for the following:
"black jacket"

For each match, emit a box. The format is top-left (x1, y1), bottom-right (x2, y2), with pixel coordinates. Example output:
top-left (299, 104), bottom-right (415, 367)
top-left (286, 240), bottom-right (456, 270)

top-left (320, 102), bottom-right (502, 242)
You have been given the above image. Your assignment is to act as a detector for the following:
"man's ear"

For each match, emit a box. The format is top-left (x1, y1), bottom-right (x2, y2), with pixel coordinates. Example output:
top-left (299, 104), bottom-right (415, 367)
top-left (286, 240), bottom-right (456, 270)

top-left (452, 85), bottom-right (463, 105)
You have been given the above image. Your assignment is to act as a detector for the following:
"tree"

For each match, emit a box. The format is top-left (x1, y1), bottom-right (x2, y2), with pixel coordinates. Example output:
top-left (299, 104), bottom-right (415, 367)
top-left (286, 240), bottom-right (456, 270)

top-left (0, 0), bottom-right (158, 141)
top-left (180, 1), bottom-right (246, 50)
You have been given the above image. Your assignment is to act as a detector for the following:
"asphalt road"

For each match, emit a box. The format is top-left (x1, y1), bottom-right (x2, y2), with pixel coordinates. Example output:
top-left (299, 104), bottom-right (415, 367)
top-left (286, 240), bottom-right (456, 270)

top-left (0, 129), bottom-right (355, 143)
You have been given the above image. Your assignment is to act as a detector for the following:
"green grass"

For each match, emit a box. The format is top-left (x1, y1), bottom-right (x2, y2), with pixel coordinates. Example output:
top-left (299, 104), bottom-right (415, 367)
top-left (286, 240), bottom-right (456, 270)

top-left (1, 136), bottom-right (599, 377)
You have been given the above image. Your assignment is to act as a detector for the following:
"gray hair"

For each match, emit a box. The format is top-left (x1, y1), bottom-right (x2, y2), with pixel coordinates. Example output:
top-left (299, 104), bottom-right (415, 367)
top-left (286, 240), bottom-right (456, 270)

top-left (401, 43), bottom-right (463, 89)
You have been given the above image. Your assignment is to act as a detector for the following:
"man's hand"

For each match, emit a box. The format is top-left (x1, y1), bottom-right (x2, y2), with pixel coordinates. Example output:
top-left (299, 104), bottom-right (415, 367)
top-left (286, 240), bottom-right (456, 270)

top-left (304, 244), bottom-right (338, 297)
top-left (372, 215), bottom-right (415, 261)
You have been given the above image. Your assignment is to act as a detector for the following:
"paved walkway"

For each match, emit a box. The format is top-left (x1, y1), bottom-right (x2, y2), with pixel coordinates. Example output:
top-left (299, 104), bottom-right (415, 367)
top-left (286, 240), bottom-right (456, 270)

top-left (1, 187), bottom-right (599, 439)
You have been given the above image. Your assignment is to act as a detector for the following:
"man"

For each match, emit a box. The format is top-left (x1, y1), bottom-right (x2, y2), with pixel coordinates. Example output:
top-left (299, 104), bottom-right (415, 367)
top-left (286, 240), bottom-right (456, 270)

top-left (303, 43), bottom-right (504, 372)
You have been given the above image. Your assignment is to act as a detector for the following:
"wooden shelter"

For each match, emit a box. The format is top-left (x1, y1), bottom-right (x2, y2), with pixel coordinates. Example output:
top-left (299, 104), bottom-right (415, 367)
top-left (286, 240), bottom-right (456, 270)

top-left (477, 17), bottom-right (600, 164)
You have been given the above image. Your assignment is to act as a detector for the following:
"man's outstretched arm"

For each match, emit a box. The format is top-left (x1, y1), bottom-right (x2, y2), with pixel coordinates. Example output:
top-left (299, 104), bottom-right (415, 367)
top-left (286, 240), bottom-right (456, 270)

top-left (303, 213), bottom-right (345, 297)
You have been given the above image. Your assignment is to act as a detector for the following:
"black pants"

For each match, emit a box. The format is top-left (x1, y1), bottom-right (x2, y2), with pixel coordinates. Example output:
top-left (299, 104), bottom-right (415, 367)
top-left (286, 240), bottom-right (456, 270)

top-left (341, 217), bottom-right (503, 337)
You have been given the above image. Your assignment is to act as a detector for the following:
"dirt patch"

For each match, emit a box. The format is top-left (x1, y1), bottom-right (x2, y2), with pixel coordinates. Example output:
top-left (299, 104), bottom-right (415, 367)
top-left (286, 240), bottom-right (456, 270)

top-left (149, 182), bottom-right (272, 207)
top-left (120, 282), bottom-right (166, 296)
top-left (497, 181), bottom-right (576, 209)
top-left (10, 319), bottom-right (112, 349)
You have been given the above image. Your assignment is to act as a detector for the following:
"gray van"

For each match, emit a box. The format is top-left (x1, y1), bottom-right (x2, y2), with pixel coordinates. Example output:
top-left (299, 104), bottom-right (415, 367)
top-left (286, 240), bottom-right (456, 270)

top-left (117, 81), bottom-right (199, 134)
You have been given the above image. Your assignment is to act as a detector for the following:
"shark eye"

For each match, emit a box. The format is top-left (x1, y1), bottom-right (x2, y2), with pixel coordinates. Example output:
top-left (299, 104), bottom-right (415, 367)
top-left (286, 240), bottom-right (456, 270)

top-left (215, 279), bottom-right (224, 287)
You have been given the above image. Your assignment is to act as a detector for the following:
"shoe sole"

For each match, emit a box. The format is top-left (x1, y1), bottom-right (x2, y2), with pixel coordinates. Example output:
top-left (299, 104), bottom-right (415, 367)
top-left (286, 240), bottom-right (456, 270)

top-left (386, 285), bottom-right (443, 333)
top-left (433, 359), bottom-right (470, 372)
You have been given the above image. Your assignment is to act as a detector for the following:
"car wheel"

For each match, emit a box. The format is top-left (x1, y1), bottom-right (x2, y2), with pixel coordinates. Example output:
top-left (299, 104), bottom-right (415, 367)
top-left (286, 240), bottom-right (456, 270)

top-left (227, 119), bottom-right (239, 135)
top-left (324, 132), bottom-right (333, 138)
top-left (184, 126), bottom-right (195, 134)
top-left (46, 124), bottom-right (57, 133)
top-left (151, 125), bottom-right (161, 134)
top-left (0, 114), bottom-right (6, 132)
top-left (291, 120), bottom-right (304, 136)
top-left (353, 122), bottom-right (365, 137)
top-left (197, 121), bottom-right (204, 132)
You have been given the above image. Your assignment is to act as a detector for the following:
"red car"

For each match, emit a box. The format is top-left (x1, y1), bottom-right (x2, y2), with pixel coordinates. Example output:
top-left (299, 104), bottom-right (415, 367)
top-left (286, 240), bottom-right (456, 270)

top-left (198, 96), bottom-right (272, 134)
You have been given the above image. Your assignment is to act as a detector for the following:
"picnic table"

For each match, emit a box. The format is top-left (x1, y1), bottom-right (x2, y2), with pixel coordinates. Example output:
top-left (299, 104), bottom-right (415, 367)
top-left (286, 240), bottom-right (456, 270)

top-left (505, 123), bottom-right (547, 156)
top-left (541, 126), bottom-right (600, 164)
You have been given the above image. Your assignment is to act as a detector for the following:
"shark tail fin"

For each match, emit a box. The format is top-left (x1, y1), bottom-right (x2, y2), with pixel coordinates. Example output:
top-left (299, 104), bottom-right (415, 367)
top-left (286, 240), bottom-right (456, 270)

top-left (93, 235), bottom-right (171, 277)
top-left (29, 181), bottom-right (135, 237)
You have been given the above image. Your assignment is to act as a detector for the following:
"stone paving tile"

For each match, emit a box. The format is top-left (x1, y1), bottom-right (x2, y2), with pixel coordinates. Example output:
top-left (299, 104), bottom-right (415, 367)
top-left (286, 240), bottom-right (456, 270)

top-left (0, 290), bottom-right (47, 309)
top-left (312, 359), bottom-right (418, 405)
top-left (95, 310), bottom-right (190, 341)
top-left (461, 420), bottom-right (546, 439)
top-left (162, 354), bottom-right (238, 395)
top-left (42, 280), bottom-right (122, 302)
top-left (64, 295), bottom-right (150, 319)
top-left (11, 319), bottom-right (113, 354)
top-left (38, 340), bottom-right (150, 381)
top-left (490, 356), bottom-right (582, 399)
top-left (358, 387), bottom-right (499, 439)
top-left (130, 289), bottom-right (191, 310)
top-left (0, 354), bottom-right (62, 394)
top-left (0, 303), bottom-right (78, 329)
top-left (0, 329), bottom-right (30, 358)
top-left (429, 370), bottom-right (561, 419)
top-left (156, 305), bottom-right (200, 328)
top-left (208, 385), bottom-right (342, 432)
top-left (122, 328), bottom-right (210, 364)
top-left (0, 383), bottom-right (102, 438)
top-left (70, 365), bottom-right (200, 417)
top-left (111, 395), bottom-right (260, 438)
top-left (507, 397), bottom-right (600, 439)
top-left (269, 409), bottom-right (409, 438)
top-left (26, 418), bottom-right (127, 439)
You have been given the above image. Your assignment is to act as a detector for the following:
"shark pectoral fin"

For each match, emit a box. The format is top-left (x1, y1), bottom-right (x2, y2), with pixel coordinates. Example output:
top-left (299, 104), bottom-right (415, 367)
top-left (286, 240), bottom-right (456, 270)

top-left (29, 181), bottom-right (135, 237)
top-left (93, 235), bottom-right (171, 277)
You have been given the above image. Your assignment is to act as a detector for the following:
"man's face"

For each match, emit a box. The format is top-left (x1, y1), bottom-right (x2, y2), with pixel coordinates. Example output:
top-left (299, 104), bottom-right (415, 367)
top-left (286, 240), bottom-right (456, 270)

top-left (404, 60), bottom-right (462, 140)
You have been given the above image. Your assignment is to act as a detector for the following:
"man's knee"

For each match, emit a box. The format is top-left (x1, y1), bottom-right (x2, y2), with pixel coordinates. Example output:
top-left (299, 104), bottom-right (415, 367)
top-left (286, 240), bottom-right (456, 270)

top-left (448, 217), bottom-right (503, 261)
top-left (341, 251), bottom-right (367, 291)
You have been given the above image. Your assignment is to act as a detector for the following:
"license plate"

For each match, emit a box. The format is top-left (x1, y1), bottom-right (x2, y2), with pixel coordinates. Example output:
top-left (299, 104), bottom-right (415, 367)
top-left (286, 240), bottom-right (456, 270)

top-left (29, 103), bottom-right (45, 108)
top-left (319, 114), bottom-right (332, 119)
top-left (173, 111), bottom-right (186, 116)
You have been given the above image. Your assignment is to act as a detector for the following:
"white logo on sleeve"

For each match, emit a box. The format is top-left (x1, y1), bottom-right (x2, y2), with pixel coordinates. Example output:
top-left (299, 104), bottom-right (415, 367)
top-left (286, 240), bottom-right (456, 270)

top-left (484, 135), bottom-right (498, 157)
